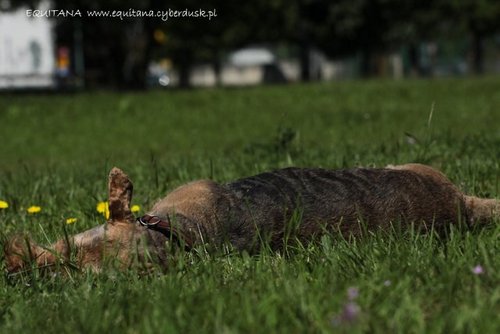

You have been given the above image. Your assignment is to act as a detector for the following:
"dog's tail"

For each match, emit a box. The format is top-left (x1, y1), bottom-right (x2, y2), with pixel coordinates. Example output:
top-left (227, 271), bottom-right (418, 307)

top-left (465, 196), bottom-right (500, 226)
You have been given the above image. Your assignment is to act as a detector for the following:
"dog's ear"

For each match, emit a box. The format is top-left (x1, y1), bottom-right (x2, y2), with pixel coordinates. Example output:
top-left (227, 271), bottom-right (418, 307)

top-left (108, 167), bottom-right (134, 223)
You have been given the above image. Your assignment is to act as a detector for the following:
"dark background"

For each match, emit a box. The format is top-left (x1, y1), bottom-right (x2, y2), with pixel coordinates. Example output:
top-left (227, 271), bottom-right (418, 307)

top-left (3, 0), bottom-right (500, 89)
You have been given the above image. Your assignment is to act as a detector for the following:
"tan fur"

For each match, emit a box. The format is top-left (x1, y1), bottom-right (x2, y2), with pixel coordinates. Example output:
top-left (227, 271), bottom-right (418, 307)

top-left (71, 223), bottom-right (139, 271)
top-left (386, 163), bottom-right (457, 187)
top-left (151, 180), bottom-right (219, 218)
top-left (149, 180), bottom-right (231, 241)
top-left (4, 236), bottom-right (68, 273)
top-left (465, 196), bottom-right (500, 225)
top-left (108, 167), bottom-right (134, 223)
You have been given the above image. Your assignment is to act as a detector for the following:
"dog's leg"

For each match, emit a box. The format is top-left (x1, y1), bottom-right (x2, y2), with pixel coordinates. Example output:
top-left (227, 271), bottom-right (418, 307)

top-left (4, 167), bottom-right (137, 274)
top-left (464, 196), bottom-right (500, 225)
top-left (4, 236), bottom-right (69, 273)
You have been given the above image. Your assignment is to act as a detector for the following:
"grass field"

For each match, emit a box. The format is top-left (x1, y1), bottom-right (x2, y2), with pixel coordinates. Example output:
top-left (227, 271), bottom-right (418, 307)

top-left (0, 77), bottom-right (499, 333)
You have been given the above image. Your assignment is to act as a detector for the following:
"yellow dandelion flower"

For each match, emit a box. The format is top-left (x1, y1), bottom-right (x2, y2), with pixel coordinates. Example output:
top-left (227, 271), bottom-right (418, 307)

top-left (96, 201), bottom-right (107, 213)
top-left (131, 205), bottom-right (140, 213)
top-left (0, 200), bottom-right (8, 209)
top-left (66, 217), bottom-right (77, 224)
top-left (96, 201), bottom-right (110, 219)
top-left (27, 206), bottom-right (41, 214)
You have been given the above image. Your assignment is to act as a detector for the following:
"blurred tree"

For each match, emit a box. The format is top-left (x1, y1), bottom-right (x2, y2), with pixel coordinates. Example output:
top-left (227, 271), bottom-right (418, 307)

top-left (156, 0), bottom-right (294, 87)
top-left (441, 0), bottom-right (500, 74)
top-left (312, 0), bottom-right (445, 77)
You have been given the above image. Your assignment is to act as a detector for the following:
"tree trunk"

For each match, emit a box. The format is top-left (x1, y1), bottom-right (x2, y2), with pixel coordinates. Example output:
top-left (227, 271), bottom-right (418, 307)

top-left (360, 46), bottom-right (373, 77)
top-left (471, 30), bottom-right (484, 74)
top-left (111, 38), bottom-right (126, 89)
top-left (408, 44), bottom-right (422, 77)
top-left (297, 11), bottom-right (311, 82)
top-left (212, 50), bottom-right (222, 86)
top-left (121, 19), bottom-right (151, 90)
top-left (299, 39), bottom-right (311, 82)
top-left (178, 51), bottom-right (192, 88)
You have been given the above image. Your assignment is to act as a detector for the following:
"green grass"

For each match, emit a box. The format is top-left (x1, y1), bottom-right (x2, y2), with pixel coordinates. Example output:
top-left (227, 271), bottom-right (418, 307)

top-left (0, 77), bottom-right (499, 333)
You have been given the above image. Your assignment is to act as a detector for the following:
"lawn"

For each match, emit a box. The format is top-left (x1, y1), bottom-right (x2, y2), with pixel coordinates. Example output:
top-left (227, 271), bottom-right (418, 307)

top-left (0, 77), bottom-right (499, 333)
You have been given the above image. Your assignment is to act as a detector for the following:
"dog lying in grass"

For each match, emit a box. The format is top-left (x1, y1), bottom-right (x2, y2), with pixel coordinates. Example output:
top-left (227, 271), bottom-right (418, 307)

top-left (4, 163), bottom-right (499, 274)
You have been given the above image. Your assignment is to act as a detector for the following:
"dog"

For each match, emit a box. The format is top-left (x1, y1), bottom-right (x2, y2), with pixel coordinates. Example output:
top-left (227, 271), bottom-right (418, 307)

top-left (4, 163), bottom-right (499, 274)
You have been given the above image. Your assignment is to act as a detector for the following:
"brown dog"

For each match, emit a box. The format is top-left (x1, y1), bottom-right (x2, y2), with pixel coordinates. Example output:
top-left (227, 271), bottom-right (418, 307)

top-left (4, 163), bottom-right (499, 274)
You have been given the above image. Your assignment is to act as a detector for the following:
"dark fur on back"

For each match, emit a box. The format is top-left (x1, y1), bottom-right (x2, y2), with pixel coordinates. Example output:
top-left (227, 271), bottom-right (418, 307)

top-left (221, 167), bottom-right (466, 251)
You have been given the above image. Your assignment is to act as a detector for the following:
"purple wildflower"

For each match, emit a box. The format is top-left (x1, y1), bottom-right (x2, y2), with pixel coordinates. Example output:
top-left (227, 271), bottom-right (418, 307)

top-left (331, 287), bottom-right (362, 327)
top-left (472, 265), bottom-right (484, 275)
top-left (332, 302), bottom-right (361, 326)
top-left (347, 287), bottom-right (359, 300)
top-left (342, 302), bottom-right (361, 321)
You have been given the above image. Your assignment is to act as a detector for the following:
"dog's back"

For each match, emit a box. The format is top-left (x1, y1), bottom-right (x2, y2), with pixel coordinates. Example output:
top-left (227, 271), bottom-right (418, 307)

top-left (222, 167), bottom-right (466, 250)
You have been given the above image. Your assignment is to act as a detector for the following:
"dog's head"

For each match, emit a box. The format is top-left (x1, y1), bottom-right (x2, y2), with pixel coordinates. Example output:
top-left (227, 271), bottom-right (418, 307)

top-left (4, 168), bottom-right (171, 275)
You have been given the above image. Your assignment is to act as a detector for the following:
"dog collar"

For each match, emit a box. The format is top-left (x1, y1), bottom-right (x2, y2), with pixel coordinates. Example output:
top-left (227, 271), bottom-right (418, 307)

top-left (137, 214), bottom-right (194, 249)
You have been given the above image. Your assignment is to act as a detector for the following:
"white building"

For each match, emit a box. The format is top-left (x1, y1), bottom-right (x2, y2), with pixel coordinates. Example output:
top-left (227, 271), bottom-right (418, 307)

top-left (0, 1), bottom-right (55, 88)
